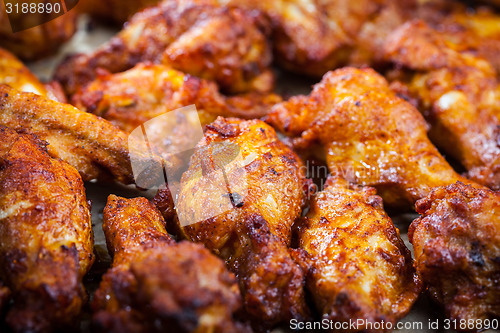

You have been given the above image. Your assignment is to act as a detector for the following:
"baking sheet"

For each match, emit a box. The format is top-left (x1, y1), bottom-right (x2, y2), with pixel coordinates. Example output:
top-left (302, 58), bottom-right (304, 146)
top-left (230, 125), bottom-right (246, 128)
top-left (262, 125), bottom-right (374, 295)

top-left (26, 15), bottom-right (499, 333)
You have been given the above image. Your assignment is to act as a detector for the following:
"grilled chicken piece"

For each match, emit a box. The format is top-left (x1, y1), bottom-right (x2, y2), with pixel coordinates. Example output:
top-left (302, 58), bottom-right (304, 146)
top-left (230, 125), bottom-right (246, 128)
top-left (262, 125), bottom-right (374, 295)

top-left (0, 47), bottom-right (66, 102)
top-left (160, 117), bottom-right (310, 327)
top-left (77, 0), bottom-right (160, 25)
top-left (0, 0), bottom-right (77, 60)
top-left (384, 21), bottom-right (500, 190)
top-left (267, 67), bottom-right (477, 209)
top-left (72, 63), bottom-right (281, 133)
top-left (298, 177), bottom-right (421, 330)
top-left (0, 84), bottom-right (140, 184)
top-left (409, 182), bottom-right (500, 326)
top-left (55, 0), bottom-right (273, 96)
top-left (219, 0), bottom-right (410, 76)
top-left (0, 125), bottom-right (94, 333)
top-left (93, 195), bottom-right (250, 333)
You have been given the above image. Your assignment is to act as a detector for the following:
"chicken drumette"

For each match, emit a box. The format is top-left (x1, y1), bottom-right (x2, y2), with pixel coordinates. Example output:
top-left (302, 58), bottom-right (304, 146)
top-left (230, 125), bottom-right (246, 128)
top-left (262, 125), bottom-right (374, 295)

top-left (267, 67), bottom-right (477, 208)
top-left (0, 125), bottom-right (94, 333)
top-left (55, 0), bottom-right (273, 96)
top-left (72, 63), bottom-right (281, 134)
top-left (0, 84), bottom-right (147, 184)
top-left (298, 177), bottom-right (421, 330)
top-left (409, 182), bottom-right (500, 326)
top-left (154, 117), bottom-right (311, 328)
top-left (385, 21), bottom-right (500, 190)
top-left (93, 195), bottom-right (250, 333)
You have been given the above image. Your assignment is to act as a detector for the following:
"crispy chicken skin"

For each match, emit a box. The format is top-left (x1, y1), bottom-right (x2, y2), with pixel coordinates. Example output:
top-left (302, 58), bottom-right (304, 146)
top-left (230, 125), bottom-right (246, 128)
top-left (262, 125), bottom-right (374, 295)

top-left (167, 117), bottom-right (310, 327)
top-left (384, 21), bottom-right (500, 190)
top-left (0, 125), bottom-right (94, 333)
top-left (93, 195), bottom-right (249, 333)
top-left (219, 0), bottom-right (411, 76)
top-left (0, 1), bottom-right (77, 61)
top-left (0, 48), bottom-right (47, 96)
top-left (72, 63), bottom-right (281, 133)
top-left (55, 0), bottom-right (273, 96)
top-left (266, 67), bottom-right (476, 208)
top-left (0, 281), bottom-right (9, 314)
top-left (298, 178), bottom-right (421, 331)
top-left (0, 84), bottom-right (137, 184)
top-left (77, 0), bottom-right (160, 25)
top-left (409, 182), bottom-right (500, 325)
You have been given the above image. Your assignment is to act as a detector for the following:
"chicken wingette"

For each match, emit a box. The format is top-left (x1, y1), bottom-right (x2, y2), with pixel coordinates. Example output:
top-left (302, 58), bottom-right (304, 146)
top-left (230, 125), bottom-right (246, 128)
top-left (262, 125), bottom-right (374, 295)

top-left (55, 0), bottom-right (273, 96)
top-left (0, 0), bottom-right (77, 60)
top-left (409, 182), bottom-right (500, 327)
top-left (72, 63), bottom-right (282, 133)
top-left (93, 195), bottom-right (250, 333)
top-left (385, 21), bottom-right (500, 190)
top-left (298, 178), bottom-right (421, 331)
top-left (266, 67), bottom-right (477, 208)
top-left (0, 125), bottom-right (94, 333)
top-left (155, 117), bottom-right (310, 328)
top-left (0, 84), bottom-right (143, 184)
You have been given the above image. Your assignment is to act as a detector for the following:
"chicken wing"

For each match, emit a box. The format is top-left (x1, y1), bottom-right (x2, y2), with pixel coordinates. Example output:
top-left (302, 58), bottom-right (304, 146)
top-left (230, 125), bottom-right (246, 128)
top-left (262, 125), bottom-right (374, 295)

top-left (409, 182), bottom-right (500, 325)
top-left (298, 177), bottom-right (421, 330)
top-left (72, 63), bottom-right (281, 133)
top-left (0, 84), bottom-right (140, 184)
top-left (0, 125), bottom-right (94, 333)
top-left (266, 67), bottom-right (476, 208)
top-left (0, 0), bottom-right (77, 60)
top-left (55, 0), bottom-right (273, 96)
top-left (0, 47), bottom-right (47, 96)
top-left (219, 0), bottom-right (410, 76)
top-left (159, 117), bottom-right (310, 327)
top-left (384, 21), bottom-right (500, 190)
top-left (93, 195), bottom-right (250, 333)
top-left (0, 281), bottom-right (9, 315)
top-left (77, 0), bottom-right (160, 25)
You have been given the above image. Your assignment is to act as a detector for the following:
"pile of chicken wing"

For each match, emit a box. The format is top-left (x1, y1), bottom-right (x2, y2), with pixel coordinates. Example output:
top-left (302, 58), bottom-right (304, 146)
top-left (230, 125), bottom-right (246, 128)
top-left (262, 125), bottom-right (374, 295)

top-left (0, 0), bottom-right (499, 332)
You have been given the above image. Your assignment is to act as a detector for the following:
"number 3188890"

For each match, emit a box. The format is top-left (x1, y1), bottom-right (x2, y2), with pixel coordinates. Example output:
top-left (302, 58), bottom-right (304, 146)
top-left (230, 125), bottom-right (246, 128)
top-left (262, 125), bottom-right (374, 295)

top-left (5, 1), bottom-right (62, 14)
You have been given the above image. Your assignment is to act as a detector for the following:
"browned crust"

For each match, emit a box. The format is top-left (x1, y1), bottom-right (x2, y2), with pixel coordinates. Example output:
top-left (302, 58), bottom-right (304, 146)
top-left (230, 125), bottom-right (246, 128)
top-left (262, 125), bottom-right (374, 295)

top-left (0, 125), bottom-right (94, 333)
top-left (409, 182), bottom-right (500, 325)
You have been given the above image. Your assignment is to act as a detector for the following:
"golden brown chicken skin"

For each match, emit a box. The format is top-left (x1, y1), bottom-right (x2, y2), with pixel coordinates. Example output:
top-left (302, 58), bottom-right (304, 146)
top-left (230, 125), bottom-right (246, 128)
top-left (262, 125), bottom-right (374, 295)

top-left (55, 0), bottom-right (273, 96)
top-left (267, 67), bottom-right (477, 208)
top-left (0, 0), bottom-right (77, 61)
top-left (165, 117), bottom-right (310, 327)
top-left (0, 47), bottom-right (47, 96)
top-left (0, 281), bottom-right (9, 315)
top-left (0, 84), bottom-right (140, 184)
top-left (409, 182), bottom-right (500, 326)
top-left (219, 0), bottom-right (411, 76)
top-left (384, 21), bottom-right (500, 190)
top-left (93, 195), bottom-right (250, 333)
top-left (0, 125), bottom-right (94, 333)
top-left (77, 0), bottom-right (160, 25)
top-left (72, 63), bottom-right (281, 133)
top-left (298, 178), bottom-right (421, 331)
top-left (0, 47), bottom-right (66, 103)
